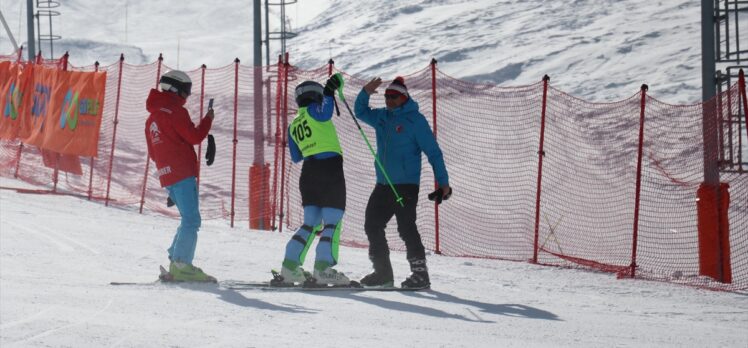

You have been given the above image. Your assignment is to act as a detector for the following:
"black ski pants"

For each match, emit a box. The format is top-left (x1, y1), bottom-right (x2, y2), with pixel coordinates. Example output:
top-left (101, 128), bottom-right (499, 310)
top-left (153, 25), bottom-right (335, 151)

top-left (364, 184), bottom-right (425, 260)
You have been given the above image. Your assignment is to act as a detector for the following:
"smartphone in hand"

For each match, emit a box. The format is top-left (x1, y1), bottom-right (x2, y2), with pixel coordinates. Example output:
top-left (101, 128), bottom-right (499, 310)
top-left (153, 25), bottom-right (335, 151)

top-left (208, 98), bottom-right (214, 110)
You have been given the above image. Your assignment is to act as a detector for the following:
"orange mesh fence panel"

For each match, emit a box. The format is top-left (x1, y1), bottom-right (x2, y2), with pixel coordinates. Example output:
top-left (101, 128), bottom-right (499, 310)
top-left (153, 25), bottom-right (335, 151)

top-left (434, 71), bottom-right (543, 260)
top-left (634, 95), bottom-right (705, 281)
top-left (534, 86), bottom-right (641, 270)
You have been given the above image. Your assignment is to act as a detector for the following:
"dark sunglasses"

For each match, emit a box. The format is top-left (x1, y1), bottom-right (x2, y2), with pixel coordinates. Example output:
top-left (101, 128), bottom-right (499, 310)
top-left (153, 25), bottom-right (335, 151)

top-left (385, 94), bottom-right (401, 100)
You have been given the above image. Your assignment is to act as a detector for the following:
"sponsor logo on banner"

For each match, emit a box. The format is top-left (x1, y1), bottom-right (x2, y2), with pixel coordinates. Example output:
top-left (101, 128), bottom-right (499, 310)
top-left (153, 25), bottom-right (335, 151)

top-left (59, 89), bottom-right (101, 130)
top-left (3, 83), bottom-right (20, 120)
top-left (32, 83), bottom-right (51, 130)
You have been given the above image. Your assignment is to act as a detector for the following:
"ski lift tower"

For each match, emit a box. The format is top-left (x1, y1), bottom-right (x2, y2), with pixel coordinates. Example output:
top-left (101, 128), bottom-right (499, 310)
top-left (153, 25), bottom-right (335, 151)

top-left (35, 0), bottom-right (61, 60)
top-left (264, 0), bottom-right (298, 66)
top-left (250, 0), bottom-right (297, 230)
top-left (701, 0), bottom-right (748, 185)
top-left (698, 0), bottom-right (745, 284)
top-left (715, 0), bottom-right (748, 173)
top-left (704, 0), bottom-right (748, 176)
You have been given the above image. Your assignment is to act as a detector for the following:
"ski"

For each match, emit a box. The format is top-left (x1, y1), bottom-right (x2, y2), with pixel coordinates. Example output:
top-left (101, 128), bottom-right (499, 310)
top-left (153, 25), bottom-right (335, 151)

top-left (110, 281), bottom-right (162, 286)
top-left (110, 265), bottom-right (218, 286)
top-left (225, 282), bottom-right (427, 291)
top-left (223, 269), bottom-right (427, 291)
top-left (109, 280), bottom-right (425, 291)
top-left (109, 280), bottom-right (220, 286)
top-left (111, 268), bottom-right (428, 291)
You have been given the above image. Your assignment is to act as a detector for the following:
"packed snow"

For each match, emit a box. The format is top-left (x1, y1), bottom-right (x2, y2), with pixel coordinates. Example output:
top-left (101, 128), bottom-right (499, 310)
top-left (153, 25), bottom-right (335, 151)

top-left (1, 177), bottom-right (746, 347)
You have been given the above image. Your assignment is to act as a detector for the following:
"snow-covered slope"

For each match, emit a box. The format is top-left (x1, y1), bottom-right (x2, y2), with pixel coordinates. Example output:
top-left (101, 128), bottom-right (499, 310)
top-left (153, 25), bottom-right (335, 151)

top-left (291, 0), bottom-right (706, 103)
top-left (0, 0), bottom-right (735, 103)
top-left (1, 176), bottom-right (746, 347)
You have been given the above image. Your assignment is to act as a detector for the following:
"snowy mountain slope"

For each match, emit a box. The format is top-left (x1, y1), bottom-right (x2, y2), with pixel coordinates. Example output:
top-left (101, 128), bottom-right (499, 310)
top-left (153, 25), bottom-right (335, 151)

top-left (1, 0), bottom-right (741, 104)
top-left (291, 0), bottom-right (706, 103)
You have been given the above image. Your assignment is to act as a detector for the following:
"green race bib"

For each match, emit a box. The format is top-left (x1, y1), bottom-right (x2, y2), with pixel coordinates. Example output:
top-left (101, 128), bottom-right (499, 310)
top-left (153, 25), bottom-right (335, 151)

top-left (290, 107), bottom-right (342, 157)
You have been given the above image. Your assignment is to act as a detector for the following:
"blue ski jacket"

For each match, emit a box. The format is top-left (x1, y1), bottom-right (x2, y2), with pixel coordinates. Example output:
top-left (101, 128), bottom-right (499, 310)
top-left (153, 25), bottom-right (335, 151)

top-left (354, 89), bottom-right (449, 187)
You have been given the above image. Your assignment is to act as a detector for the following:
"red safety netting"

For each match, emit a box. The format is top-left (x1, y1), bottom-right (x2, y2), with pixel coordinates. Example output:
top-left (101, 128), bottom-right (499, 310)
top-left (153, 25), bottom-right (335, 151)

top-left (1, 54), bottom-right (746, 291)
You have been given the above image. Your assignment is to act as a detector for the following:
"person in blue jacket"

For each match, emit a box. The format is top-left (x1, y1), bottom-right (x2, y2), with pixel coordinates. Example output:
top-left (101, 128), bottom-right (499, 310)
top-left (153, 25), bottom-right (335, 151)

top-left (354, 76), bottom-right (452, 289)
top-left (280, 75), bottom-right (350, 286)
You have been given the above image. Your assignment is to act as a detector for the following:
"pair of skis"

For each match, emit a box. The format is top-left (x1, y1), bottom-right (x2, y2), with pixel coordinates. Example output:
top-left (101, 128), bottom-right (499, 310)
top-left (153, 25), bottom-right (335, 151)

top-left (110, 267), bottom-right (427, 292)
top-left (226, 270), bottom-right (425, 291)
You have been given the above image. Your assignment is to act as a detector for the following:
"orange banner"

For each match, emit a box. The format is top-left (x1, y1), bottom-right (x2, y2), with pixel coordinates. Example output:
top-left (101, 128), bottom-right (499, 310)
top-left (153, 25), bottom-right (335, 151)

top-left (0, 61), bottom-right (14, 138)
top-left (22, 64), bottom-right (54, 143)
top-left (0, 62), bottom-right (32, 140)
top-left (0, 62), bottom-right (107, 157)
top-left (39, 69), bottom-right (107, 157)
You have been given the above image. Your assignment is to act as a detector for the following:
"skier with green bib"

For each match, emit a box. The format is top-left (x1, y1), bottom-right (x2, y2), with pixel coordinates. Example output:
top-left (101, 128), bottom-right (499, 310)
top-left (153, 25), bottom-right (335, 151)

top-left (278, 74), bottom-right (350, 286)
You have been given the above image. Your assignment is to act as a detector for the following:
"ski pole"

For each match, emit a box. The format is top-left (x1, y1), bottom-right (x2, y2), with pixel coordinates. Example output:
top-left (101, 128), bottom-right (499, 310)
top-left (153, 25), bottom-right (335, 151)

top-left (332, 75), bottom-right (404, 207)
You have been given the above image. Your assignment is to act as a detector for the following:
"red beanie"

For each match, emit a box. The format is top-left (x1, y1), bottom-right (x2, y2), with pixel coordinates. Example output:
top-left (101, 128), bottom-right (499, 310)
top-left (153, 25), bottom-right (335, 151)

top-left (385, 76), bottom-right (408, 98)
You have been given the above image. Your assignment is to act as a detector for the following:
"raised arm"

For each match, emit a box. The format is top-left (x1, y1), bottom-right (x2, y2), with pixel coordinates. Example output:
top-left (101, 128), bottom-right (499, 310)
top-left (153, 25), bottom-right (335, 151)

top-left (354, 79), bottom-right (388, 127)
top-left (306, 95), bottom-right (336, 122)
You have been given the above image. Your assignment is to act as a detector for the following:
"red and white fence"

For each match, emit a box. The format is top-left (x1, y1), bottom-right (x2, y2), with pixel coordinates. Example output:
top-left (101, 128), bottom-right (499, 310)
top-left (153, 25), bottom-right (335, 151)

top-left (1, 53), bottom-right (746, 291)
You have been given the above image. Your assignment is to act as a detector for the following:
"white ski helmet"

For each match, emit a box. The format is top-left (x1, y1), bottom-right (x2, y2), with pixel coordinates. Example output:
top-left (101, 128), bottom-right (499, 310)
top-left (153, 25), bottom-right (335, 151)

top-left (160, 70), bottom-right (192, 97)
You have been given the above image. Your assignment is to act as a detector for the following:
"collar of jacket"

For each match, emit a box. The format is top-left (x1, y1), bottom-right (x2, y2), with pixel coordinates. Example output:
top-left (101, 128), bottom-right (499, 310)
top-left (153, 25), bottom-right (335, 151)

top-left (388, 97), bottom-right (419, 115)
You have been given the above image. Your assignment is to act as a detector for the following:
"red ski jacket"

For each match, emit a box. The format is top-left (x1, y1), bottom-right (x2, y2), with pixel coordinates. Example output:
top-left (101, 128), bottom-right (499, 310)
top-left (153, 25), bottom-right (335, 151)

top-left (145, 89), bottom-right (212, 187)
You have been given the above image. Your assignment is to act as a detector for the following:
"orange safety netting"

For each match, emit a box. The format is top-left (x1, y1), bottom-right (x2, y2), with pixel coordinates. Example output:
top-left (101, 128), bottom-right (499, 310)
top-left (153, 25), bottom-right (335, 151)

top-left (1, 54), bottom-right (746, 291)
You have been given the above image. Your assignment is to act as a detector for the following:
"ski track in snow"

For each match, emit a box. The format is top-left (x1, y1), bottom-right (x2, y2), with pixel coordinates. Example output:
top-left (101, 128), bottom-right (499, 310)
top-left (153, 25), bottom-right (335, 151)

top-left (6, 300), bottom-right (113, 347)
top-left (4, 220), bottom-right (99, 255)
top-left (0, 307), bottom-right (57, 331)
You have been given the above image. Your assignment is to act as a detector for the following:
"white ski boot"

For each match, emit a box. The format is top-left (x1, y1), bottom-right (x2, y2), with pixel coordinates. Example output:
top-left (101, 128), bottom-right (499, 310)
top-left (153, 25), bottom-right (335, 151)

top-left (313, 266), bottom-right (350, 286)
top-left (280, 265), bottom-right (308, 285)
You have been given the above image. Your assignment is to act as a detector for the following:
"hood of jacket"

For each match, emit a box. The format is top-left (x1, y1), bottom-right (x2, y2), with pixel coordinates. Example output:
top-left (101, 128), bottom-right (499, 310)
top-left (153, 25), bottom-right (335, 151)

top-left (146, 88), bottom-right (186, 113)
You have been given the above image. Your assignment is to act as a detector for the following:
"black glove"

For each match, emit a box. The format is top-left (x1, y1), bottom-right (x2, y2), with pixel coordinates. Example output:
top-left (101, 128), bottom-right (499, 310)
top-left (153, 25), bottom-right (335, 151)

top-left (428, 187), bottom-right (452, 205)
top-left (323, 75), bottom-right (342, 96)
top-left (166, 196), bottom-right (175, 207)
top-left (205, 134), bottom-right (216, 166)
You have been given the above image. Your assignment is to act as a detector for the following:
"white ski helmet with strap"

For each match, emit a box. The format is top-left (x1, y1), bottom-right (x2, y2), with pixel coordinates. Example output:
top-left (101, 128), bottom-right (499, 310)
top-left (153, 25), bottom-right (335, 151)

top-left (160, 70), bottom-right (192, 97)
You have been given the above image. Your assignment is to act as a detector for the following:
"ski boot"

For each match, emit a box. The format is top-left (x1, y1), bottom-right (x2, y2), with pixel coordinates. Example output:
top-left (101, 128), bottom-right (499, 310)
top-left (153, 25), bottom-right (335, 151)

top-left (360, 255), bottom-right (394, 287)
top-left (278, 262), bottom-right (310, 285)
top-left (401, 257), bottom-right (430, 289)
top-left (166, 261), bottom-right (217, 283)
top-left (312, 261), bottom-right (350, 286)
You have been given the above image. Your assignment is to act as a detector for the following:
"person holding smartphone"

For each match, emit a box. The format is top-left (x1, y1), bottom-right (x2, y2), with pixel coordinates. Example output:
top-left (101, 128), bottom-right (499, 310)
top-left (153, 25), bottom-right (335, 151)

top-left (145, 70), bottom-right (216, 282)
